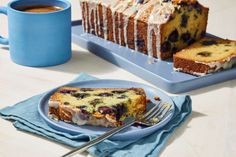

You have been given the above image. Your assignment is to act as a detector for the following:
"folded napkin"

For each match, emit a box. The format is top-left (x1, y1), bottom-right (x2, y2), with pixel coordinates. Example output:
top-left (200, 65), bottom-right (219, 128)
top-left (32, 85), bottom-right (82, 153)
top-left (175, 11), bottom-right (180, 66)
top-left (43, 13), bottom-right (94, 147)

top-left (0, 73), bottom-right (192, 157)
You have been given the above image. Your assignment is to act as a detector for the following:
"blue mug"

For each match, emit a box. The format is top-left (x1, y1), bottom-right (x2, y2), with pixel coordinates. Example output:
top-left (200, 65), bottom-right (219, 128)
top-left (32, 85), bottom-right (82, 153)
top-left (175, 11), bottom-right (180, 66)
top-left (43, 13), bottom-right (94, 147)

top-left (0, 0), bottom-right (71, 67)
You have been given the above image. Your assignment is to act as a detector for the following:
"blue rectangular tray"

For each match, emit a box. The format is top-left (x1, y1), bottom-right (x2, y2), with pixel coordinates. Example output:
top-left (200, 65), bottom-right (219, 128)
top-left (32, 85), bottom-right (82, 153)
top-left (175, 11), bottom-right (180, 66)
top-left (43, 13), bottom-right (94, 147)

top-left (71, 20), bottom-right (236, 93)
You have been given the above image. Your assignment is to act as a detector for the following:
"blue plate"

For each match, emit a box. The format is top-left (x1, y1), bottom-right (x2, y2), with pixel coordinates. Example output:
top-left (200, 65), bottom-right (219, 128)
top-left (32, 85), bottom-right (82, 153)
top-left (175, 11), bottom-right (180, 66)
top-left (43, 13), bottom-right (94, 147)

top-left (71, 21), bottom-right (236, 93)
top-left (38, 79), bottom-right (175, 141)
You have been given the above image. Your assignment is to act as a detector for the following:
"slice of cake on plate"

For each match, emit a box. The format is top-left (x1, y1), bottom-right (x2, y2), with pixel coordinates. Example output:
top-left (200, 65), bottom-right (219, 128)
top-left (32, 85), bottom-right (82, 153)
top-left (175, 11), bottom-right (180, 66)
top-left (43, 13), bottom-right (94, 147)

top-left (79, 0), bottom-right (208, 60)
top-left (173, 37), bottom-right (236, 76)
top-left (48, 87), bottom-right (146, 127)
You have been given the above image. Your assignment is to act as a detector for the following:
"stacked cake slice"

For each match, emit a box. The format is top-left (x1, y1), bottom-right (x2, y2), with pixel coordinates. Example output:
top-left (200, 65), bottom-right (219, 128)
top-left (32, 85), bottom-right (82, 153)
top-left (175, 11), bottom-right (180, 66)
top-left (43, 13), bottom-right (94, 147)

top-left (173, 37), bottom-right (236, 76)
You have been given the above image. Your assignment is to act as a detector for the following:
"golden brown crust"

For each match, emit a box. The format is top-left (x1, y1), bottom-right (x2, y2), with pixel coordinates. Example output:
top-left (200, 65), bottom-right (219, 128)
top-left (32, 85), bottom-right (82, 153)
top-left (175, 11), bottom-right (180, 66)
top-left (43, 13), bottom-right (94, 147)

top-left (173, 56), bottom-right (210, 74)
top-left (173, 37), bottom-right (236, 75)
top-left (107, 8), bottom-right (114, 42)
top-left (48, 107), bottom-right (59, 118)
top-left (127, 15), bottom-right (135, 49)
top-left (172, 0), bottom-right (197, 5)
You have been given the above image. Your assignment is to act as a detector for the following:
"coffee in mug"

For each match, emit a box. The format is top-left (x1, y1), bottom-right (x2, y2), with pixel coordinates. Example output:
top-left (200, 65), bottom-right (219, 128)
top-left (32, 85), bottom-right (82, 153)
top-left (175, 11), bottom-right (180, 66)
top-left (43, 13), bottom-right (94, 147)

top-left (16, 5), bottom-right (64, 13)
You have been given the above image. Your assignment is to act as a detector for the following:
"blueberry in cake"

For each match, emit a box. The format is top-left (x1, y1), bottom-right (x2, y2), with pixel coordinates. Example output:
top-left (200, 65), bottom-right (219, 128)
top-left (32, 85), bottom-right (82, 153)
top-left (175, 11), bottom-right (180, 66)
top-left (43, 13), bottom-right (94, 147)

top-left (173, 37), bottom-right (236, 76)
top-left (79, 0), bottom-right (208, 60)
top-left (48, 87), bottom-right (146, 127)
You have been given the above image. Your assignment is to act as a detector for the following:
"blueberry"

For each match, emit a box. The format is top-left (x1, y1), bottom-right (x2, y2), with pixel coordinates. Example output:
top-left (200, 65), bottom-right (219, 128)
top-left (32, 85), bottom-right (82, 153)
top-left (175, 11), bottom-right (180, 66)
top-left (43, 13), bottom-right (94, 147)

top-left (188, 38), bottom-right (196, 45)
top-left (180, 2), bottom-right (188, 7)
top-left (180, 14), bottom-right (189, 28)
top-left (80, 88), bottom-right (94, 92)
top-left (181, 32), bottom-right (191, 42)
top-left (188, 5), bottom-right (193, 12)
top-left (79, 109), bottom-right (90, 120)
top-left (75, 106), bottom-right (90, 120)
top-left (98, 106), bottom-right (114, 114)
top-left (168, 29), bottom-right (179, 42)
top-left (197, 51), bottom-right (212, 57)
top-left (97, 92), bottom-right (113, 97)
top-left (164, 13), bottom-right (170, 19)
top-left (162, 0), bottom-right (171, 2)
top-left (136, 0), bottom-right (144, 4)
top-left (193, 2), bottom-right (202, 14)
top-left (161, 41), bottom-right (171, 52)
top-left (136, 39), bottom-right (145, 48)
top-left (200, 31), bottom-right (206, 38)
top-left (129, 88), bottom-right (144, 95)
top-left (171, 47), bottom-right (178, 53)
top-left (113, 103), bottom-right (126, 120)
top-left (111, 90), bottom-right (127, 94)
top-left (72, 93), bottom-right (90, 99)
top-left (76, 105), bottom-right (87, 109)
top-left (89, 99), bottom-right (102, 106)
top-left (201, 40), bottom-right (218, 46)
top-left (60, 89), bottom-right (76, 94)
top-left (63, 102), bottom-right (70, 105)
top-left (91, 29), bottom-right (95, 35)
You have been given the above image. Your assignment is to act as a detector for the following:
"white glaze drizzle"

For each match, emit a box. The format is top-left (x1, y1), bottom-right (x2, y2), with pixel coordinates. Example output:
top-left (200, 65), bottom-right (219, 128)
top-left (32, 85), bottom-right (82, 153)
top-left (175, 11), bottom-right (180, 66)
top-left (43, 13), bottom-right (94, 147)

top-left (123, 15), bottom-right (129, 47)
top-left (111, 1), bottom-right (130, 43)
top-left (102, 0), bottom-right (120, 39)
top-left (102, 5), bottom-right (108, 39)
top-left (118, 13), bottom-right (122, 44)
top-left (88, 2), bottom-right (97, 33)
top-left (81, 0), bottom-right (176, 59)
top-left (94, 5), bottom-right (98, 35)
top-left (84, 2), bottom-right (89, 33)
top-left (123, 4), bottom-right (138, 47)
top-left (148, 3), bottom-right (161, 59)
top-left (80, 1), bottom-right (85, 32)
top-left (134, 0), bottom-right (157, 52)
top-left (96, 5), bottom-right (101, 36)
top-left (117, 2), bottom-right (132, 45)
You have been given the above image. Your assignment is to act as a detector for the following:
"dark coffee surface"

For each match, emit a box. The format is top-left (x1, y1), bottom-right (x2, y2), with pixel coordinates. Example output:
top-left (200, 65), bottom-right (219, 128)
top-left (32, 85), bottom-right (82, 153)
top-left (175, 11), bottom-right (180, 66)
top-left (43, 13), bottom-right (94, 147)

top-left (16, 5), bottom-right (63, 13)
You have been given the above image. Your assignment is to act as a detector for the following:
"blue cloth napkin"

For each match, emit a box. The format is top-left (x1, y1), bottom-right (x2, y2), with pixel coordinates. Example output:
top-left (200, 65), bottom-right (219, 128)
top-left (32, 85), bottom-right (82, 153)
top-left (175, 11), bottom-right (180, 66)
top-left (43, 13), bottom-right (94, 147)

top-left (0, 73), bottom-right (192, 157)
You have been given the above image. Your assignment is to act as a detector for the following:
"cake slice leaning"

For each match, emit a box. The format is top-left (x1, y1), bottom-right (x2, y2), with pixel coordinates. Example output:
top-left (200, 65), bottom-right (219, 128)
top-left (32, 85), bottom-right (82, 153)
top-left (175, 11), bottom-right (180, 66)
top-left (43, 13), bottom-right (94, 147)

top-left (48, 87), bottom-right (146, 127)
top-left (173, 37), bottom-right (236, 76)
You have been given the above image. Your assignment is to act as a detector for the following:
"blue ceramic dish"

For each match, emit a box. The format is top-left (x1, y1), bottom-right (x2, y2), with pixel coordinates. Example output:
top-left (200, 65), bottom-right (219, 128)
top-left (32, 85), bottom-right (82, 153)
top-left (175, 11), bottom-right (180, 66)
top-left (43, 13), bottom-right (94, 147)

top-left (71, 21), bottom-right (236, 93)
top-left (38, 79), bottom-right (175, 141)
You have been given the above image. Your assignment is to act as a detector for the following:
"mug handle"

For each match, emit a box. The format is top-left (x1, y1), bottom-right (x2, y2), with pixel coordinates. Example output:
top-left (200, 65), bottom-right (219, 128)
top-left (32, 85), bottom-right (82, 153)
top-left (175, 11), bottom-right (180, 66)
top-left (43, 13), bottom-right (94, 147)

top-left (0, 6), bottom-right (9, 45)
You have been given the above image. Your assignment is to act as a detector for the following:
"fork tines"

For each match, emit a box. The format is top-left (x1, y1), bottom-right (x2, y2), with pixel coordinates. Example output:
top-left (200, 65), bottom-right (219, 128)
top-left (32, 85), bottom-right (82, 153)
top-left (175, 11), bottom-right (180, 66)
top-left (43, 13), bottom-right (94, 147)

top-left (145, 101), bottom-right (171, 124)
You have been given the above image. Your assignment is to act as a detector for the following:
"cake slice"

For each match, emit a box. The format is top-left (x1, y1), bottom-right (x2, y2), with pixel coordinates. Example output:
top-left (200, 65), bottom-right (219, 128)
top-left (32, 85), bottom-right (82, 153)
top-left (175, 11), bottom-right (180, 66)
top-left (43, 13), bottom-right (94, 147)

top-left (173, 37), bottom-right (236, 76)
top-left (48, 87), bottom-right (146, 127)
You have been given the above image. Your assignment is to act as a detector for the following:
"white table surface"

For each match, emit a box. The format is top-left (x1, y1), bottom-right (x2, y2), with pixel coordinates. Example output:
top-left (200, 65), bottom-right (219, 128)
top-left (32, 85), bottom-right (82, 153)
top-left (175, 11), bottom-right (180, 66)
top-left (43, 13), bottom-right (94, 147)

top-left (1, 0), bottom-right (236, 157)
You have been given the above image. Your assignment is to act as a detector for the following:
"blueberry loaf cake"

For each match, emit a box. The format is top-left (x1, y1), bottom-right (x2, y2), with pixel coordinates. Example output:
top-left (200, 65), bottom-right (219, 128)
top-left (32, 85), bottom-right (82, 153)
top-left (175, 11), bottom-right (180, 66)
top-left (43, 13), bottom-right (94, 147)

top-left (173, 37), bottom-right (236, 76)
top-left (48, 87), bottom-right (146, 127)
top-left (80, 0), bottom-right (208, 60)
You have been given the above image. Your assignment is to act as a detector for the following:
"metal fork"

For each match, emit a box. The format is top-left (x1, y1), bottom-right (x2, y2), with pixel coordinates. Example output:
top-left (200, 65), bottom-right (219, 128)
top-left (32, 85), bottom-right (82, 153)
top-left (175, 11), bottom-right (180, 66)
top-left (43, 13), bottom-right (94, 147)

top-left (62, 101), bottom-right (172, 157)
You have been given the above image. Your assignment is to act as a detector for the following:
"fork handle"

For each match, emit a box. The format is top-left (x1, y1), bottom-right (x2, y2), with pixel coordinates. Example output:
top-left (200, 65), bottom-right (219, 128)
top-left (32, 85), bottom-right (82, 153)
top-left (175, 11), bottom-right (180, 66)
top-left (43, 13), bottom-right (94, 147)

top-left (62, 119), bottom-right (136, 157)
